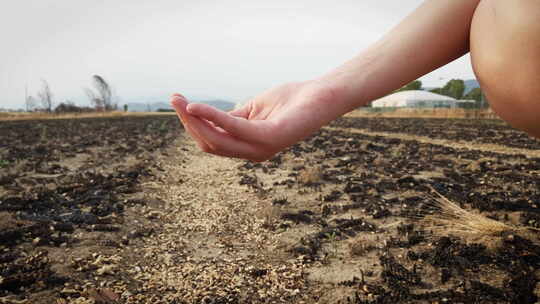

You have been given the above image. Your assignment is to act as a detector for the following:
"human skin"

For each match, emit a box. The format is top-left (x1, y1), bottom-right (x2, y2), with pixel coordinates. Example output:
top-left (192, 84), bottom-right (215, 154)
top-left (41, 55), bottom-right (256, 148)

top-left (470, 0), bottom-right (540, 138)
top-left (171, 0), bottom-right (540, 162)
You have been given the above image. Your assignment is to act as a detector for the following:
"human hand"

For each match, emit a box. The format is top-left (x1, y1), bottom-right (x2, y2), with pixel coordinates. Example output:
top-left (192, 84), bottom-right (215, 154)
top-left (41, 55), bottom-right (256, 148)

top-left (171, 81), bottom-right (342, 162)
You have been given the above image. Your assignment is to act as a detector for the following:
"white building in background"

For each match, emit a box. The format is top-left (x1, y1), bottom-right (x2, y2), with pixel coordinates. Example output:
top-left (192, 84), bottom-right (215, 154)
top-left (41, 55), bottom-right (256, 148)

top-left (371, 90), bottom-right (458, 108)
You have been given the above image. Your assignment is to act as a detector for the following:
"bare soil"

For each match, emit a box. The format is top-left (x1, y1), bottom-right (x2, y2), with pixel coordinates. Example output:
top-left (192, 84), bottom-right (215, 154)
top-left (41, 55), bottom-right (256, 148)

top-left (1, 116), bottom-right (539, 304)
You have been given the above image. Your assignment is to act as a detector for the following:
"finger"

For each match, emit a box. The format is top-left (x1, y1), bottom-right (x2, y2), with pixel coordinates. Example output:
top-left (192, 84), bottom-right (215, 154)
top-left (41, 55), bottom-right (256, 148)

top-left (205, 118), bottom-right (219, 129)
top-left (170, 94), bottom-right (212, 151)
top-left (171, 95), bottom-right (270, 161)
top-left (183, 109), bottom-right (269, 161)
top-left (171, 94), bottom-right (219, 129)
top-left (186, 103), bottom-right (268, 143)
top-left (228, 103), bottom-right (250, 118)
top-left (172, 93), bottom-right (186, 99)
top-left (184, 117), bottom-right (231, 156)
top-left (170, 93), bottom-right (191, 123)
top-left (170, 96), bottom-right (256, 157)
top-left (185, 122), bottom-right (214, 152)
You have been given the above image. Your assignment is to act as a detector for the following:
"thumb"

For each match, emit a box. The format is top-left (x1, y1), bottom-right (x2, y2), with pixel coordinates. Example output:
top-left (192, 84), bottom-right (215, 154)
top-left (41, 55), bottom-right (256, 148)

top-left (186, 103), bottom-right (266, 142)
top-left (228, 103), bottom-right (250, 118)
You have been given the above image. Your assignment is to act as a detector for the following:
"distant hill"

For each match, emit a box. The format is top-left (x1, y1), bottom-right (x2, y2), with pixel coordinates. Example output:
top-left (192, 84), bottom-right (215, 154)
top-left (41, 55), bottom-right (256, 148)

top-left (199, 100), bottom-right (236, 111)
top-left (123, 102), bottom-right (168, 112)
top-left (124, 99), bottom-right (235, 112)
top-left (464, 79), bottom-right (480, 94)
top-left (423, 79), bottom-right (480, 95)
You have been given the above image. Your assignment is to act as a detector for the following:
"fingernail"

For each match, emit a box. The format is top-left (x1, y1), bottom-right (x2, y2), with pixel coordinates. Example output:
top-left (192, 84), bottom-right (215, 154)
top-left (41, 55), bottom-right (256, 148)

top-left (171, 93), bottom-right (186, 100)
top-left (171, 99), bottom-right (185, 110)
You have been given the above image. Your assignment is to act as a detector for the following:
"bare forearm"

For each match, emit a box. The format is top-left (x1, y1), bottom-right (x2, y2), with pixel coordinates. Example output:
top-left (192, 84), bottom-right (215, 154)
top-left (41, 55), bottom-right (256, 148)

top-left (315, 0), bottom-right (480, 117)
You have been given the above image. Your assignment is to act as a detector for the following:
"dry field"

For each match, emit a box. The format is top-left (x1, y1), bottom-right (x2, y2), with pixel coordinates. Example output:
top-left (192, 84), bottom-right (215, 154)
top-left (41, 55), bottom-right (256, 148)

top-left (0, 111), bottom-right (175, 122)
top-left (0, 115), bottom-right (539, 303)
top-left (350, 108), bottom-right (499, 120)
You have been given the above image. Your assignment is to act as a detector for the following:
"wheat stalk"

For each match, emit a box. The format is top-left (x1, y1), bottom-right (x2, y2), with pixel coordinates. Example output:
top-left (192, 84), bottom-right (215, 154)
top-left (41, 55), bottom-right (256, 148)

top-left (410, 187), bottom-right (540, 250)
top-left (421, 191), bottom-right (514, 239)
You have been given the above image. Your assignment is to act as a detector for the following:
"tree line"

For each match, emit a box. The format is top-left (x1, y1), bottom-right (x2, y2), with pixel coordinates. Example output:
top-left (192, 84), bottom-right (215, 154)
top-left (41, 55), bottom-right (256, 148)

top-left (394, 79), bottom-right (488, 108)
top-left (25, 75), bottom-right (121, 113)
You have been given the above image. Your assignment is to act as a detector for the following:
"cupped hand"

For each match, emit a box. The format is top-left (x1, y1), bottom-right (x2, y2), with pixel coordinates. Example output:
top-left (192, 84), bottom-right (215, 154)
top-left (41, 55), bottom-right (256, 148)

top-left (171, 81), bottom-right (341, 162)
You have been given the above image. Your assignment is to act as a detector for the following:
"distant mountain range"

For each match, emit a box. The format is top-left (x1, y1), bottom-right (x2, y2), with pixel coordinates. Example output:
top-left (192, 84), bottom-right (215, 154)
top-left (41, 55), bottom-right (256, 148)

top-left (464, 79), bottom-right (480, 94)
top-left (124, 99), bottom-right (236, 112)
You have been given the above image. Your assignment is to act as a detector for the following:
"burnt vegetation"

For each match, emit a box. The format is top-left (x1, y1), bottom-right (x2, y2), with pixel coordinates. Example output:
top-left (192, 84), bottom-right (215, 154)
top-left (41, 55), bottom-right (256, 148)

top-left (335, 117), bottom-right (540, 150)
top-left (238, 117), bottom-right (540, 304)
top-left (0, 115), bottom-right (181, 301)
top-left (1, 115), bottom-right (539, 303)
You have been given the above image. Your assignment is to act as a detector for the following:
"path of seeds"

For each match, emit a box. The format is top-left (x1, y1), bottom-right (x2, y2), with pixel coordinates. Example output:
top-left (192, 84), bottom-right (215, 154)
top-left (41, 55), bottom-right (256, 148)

top-left (121, 133), bottom-right (318, 304)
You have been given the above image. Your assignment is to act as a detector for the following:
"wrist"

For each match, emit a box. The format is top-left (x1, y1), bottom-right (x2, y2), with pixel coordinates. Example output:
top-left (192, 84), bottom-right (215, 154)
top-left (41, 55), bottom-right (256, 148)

top-left (310, 69), bottom-right (370, 117)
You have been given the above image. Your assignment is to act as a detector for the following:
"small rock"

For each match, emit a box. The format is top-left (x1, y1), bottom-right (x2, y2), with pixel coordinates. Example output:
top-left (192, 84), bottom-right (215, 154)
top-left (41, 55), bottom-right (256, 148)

top-left (96, 265), bottom-right (116, 276)
top-left (122, 290), bottom-right (133, 298)
top-left (162, 253), bottom-right (173, 266)
top-left (146, 211), bottom-right (161, 220)
top-left (60, 288), bottom-right (79, 295)
top-left (86, 288), bottom-right (120, 303)
top-left (32, 237), bottom-right (43, 246)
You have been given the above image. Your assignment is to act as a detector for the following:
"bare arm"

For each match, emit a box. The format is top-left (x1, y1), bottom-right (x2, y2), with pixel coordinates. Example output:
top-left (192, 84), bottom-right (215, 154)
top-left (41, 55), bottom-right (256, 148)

top-left (315, 0), bottom-right (481, 118)
top-left (172, 0), bottom-right (481, 161)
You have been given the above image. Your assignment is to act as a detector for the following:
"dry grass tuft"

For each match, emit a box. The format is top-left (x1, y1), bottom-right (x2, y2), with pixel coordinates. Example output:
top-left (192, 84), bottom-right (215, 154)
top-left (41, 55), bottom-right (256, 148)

top-left (260, 204), bottom-right (282, 230)
top-left (297, 167), bottom-right (323, 185)
top-left (418, 190), bottom-right (530, 248)
top-left (348, 235), bottom-right (379, 257)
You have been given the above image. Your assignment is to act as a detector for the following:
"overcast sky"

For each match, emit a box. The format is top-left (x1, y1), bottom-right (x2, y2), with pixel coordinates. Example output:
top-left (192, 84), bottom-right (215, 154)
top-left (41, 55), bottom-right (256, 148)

top-left (1, 0), bottom-right (476, 109)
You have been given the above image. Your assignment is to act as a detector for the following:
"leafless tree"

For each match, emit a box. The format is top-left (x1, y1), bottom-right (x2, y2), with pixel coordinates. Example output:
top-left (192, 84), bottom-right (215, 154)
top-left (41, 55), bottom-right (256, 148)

top-left (38, 79), bottom-right (53, 112)
top-left (85, 75), bottom-right (116, 111)
top-left (25, 94), bottom-right (37, 112)
top-left (84, 87), bottom-right (104, 111)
